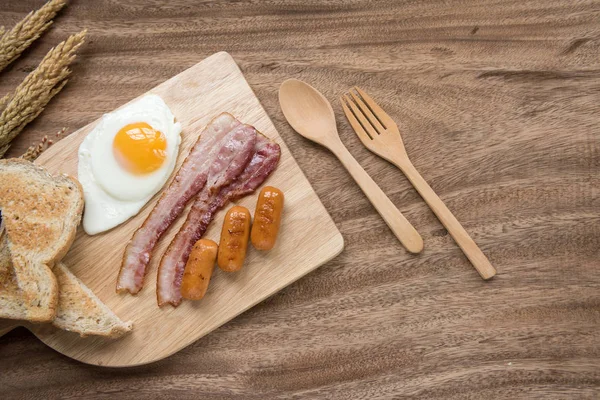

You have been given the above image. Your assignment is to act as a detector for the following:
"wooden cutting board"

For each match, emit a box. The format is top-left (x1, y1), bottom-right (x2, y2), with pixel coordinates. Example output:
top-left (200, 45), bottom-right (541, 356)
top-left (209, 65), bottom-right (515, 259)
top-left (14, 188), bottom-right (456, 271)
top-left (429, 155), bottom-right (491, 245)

top-left (1, 52), bottom-right (343, 367)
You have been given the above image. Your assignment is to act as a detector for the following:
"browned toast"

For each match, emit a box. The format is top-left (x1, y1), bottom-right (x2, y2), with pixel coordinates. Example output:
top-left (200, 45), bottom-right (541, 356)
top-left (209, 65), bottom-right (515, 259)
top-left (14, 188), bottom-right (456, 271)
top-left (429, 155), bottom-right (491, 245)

top-left (0, 159), bottom-right (84, 321)
top-left (0, 232), bottom-right (131, 337)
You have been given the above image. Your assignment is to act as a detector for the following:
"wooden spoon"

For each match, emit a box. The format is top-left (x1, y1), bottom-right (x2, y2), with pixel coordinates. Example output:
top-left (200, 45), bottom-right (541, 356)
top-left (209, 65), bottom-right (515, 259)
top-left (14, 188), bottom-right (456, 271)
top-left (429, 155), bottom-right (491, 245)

top-left (279, 79), bottom-right (423, 254)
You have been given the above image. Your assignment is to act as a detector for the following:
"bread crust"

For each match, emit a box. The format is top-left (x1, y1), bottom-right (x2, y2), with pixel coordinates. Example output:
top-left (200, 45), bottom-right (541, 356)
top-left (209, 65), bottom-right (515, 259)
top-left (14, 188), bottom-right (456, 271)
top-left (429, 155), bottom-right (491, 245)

top-left (0, 159), bottom-right (84, 322)
top-left (52, 262), bottom-right (132, 338)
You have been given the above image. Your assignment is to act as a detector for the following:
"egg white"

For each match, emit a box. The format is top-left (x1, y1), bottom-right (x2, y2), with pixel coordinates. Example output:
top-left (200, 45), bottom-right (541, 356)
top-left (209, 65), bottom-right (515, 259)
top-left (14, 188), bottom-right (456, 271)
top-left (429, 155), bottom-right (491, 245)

top-left (78, 95), bottom-right (181, 235)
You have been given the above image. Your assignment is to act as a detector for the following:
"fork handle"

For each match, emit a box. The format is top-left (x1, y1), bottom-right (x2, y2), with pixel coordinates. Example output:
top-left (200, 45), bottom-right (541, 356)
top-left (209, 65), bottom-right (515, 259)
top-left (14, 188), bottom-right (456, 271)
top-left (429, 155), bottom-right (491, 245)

top-left (396, 160), bottom-right (496, 279)
top-left (333, 145), bottom-right (423, 253)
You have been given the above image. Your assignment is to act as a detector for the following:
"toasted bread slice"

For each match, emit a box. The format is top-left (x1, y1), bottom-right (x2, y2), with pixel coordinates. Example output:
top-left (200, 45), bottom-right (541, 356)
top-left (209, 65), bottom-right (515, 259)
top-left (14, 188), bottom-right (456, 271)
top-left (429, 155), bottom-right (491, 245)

top-left (52, 262), bottom-right (132, 338)
top-left (0, 233), bottom-right (132, 337)
top-left (0, 159), bottom-right (84, 322)
top-left (0, 230), bottom-right (26, 319)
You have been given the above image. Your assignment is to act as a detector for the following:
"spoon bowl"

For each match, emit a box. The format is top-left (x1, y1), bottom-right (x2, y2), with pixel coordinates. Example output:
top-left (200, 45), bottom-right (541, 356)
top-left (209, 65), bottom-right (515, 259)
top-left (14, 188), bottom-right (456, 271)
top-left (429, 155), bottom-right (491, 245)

top-left (279, 79), bottom-right (340, 148)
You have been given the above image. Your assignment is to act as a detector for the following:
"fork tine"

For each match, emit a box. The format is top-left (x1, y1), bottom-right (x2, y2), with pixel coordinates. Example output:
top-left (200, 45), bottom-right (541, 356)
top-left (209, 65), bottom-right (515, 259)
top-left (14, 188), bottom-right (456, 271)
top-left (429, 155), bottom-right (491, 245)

top-left (349, 90), bottom-right (385, 134)
top-left (340, 95), bottom-right (372, 142)
top-left (353, 87), bottom-right (396, 129)
top-left (342, 94), bottom-right (379, 139)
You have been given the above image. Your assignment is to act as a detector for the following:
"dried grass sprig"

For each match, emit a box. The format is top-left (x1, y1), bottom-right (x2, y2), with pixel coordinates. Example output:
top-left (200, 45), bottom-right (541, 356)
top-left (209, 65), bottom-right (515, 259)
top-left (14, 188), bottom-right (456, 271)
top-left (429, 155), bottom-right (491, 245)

top-left (21, 127), bottom-right (64, 161)
top-left (0, 0), bottom-right (68, 72)
top-left (0, 29), bottom-right (85, 158)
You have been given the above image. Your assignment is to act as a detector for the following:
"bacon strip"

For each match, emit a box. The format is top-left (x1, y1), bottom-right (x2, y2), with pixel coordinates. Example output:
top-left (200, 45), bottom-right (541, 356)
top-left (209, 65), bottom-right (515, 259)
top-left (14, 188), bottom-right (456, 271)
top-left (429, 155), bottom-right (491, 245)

top-left (157, 135), bottom-right (281, 306)
top-left (117, 113), bottom-right (243, 294)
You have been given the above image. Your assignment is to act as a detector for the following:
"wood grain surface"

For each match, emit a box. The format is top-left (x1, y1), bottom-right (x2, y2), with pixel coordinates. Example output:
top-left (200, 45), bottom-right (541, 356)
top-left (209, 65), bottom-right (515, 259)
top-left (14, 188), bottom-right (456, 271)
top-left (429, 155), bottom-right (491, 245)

top-left (1, 0), bottom-right (599, 398)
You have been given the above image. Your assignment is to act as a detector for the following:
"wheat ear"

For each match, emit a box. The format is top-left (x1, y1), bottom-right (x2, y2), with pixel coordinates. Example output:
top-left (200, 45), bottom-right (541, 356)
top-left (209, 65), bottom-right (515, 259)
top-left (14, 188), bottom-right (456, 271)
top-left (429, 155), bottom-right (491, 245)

top-left (0, 29), bottom-right (86, 158)
top-left (0, 0), bottom-right (68, 73)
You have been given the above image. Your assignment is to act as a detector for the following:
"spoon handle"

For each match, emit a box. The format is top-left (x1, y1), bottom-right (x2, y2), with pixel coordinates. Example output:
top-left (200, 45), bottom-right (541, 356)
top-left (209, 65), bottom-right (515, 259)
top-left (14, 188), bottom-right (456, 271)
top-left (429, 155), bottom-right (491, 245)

top-left (333, 144), bottom-right (423, 253)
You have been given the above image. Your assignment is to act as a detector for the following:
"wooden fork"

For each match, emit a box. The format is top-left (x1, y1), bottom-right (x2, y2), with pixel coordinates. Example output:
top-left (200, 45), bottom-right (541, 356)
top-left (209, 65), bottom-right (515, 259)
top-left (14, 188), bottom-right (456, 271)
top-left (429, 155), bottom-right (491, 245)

top-left (341, 87), bottom-right (496, 280)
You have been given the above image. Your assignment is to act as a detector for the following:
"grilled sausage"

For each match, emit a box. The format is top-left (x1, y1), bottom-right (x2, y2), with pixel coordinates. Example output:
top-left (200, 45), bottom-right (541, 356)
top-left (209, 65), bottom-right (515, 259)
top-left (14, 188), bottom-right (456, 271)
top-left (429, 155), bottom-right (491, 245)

top-left (218, 206), bottom-right (251, 272)
top-left (181, 239), bottom-right (218, 300)
top-left (251, 186), bottom-right (284, 250)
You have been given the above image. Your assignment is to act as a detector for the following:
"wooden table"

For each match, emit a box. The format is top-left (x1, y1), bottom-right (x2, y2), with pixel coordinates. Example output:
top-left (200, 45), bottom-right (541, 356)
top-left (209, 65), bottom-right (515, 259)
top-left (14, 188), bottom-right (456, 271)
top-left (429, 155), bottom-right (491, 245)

top-left (1, 1), bottom-right (599, 398)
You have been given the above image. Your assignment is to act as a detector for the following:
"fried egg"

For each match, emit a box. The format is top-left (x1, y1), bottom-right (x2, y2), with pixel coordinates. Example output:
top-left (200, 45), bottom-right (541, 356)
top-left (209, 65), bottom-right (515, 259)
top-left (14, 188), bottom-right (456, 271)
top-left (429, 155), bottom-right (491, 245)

top-left (78, 95), bottom-right (181, 235)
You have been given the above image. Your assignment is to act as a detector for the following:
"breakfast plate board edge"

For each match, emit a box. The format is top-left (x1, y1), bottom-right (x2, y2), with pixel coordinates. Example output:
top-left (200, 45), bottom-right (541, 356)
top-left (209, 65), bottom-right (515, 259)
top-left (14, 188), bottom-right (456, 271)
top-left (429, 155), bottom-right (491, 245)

top-left (0, 51), bottom-right (344, 367)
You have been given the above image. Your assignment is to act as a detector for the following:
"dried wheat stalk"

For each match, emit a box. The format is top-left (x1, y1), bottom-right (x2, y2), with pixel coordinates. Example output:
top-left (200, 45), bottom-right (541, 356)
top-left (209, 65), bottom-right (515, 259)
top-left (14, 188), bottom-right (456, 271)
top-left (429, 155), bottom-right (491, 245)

top-left (0, 29), bottom-right (85, 158)
top-left (21, 127), bottom-right (65, 161)
top-left (21, 134), bottom-right (51, 161)
top-left (0, 0), bottom-right (68, 72)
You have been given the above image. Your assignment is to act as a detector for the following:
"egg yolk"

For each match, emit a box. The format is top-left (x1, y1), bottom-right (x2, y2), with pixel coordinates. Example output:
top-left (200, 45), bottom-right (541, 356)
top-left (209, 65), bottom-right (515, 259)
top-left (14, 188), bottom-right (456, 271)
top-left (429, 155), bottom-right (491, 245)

top-left (113, 122), bottom-right (167, 175)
